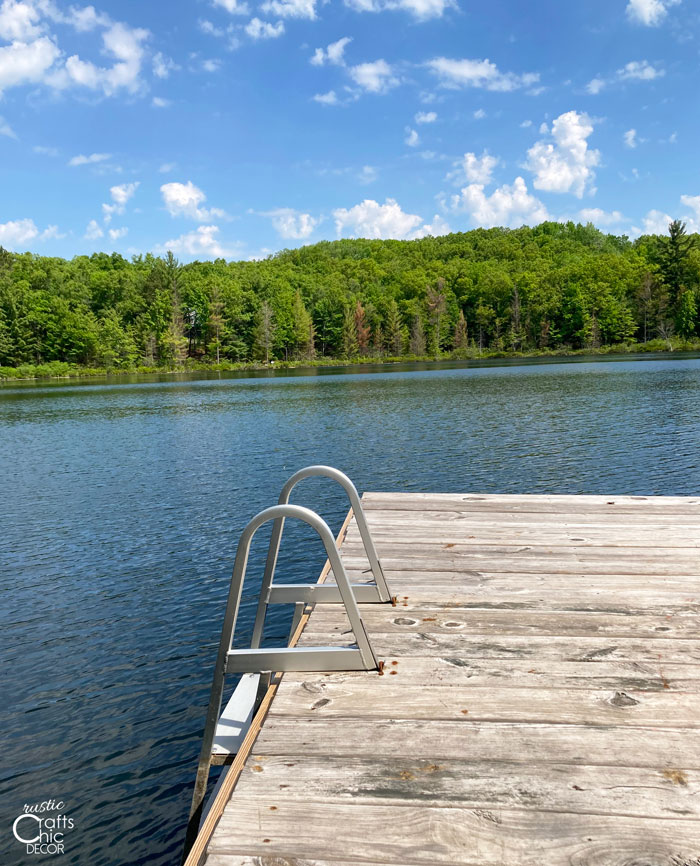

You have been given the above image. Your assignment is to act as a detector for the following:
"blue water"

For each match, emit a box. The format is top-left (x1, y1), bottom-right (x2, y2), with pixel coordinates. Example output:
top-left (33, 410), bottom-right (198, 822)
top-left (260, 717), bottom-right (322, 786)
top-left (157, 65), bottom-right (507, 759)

top-left (2, 356), bottom-right (700, 865)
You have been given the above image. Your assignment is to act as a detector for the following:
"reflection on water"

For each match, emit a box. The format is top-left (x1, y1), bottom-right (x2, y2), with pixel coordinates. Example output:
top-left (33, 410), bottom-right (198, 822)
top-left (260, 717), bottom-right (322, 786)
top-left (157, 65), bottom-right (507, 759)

top-left (2, 356), bottom-right (700, 865)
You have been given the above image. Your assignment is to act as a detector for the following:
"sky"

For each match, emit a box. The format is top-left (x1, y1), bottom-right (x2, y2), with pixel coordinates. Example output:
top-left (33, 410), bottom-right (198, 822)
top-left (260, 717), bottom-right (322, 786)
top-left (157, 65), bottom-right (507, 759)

top-left (0, 0), bottom-right (699, 260)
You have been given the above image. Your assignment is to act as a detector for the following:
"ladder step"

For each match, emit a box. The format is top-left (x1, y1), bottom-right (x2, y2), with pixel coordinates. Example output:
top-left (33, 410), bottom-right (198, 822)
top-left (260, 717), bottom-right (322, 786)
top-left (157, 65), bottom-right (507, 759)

top-left (211, 673), bottom-right (260, 765)
top-left (268, 584), bottom-right (383, 604)
top-left (226, 646), bottom-right (365, 674)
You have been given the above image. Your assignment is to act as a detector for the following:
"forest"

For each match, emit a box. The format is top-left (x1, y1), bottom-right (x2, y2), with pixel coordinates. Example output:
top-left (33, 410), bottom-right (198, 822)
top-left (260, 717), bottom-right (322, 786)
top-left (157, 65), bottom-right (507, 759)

top-left (1, 218), bottom-right (699, 378)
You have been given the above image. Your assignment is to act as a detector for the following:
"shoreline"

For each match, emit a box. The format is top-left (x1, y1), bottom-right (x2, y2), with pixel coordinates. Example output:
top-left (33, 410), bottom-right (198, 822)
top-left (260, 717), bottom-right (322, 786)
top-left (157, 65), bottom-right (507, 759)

top-left (2, 338), bottom-right (700, 384)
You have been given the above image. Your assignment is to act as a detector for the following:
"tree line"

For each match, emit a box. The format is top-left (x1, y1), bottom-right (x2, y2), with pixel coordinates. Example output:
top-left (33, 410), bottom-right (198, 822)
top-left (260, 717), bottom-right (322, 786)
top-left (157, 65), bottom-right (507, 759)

top-left (1, 219), bottom-right (699, 373)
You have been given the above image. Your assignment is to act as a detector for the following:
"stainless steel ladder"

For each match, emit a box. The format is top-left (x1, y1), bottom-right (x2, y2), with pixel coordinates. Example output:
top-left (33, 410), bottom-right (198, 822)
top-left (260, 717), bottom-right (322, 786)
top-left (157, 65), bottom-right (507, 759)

top-left (182, 467), bottom-right (391, 862)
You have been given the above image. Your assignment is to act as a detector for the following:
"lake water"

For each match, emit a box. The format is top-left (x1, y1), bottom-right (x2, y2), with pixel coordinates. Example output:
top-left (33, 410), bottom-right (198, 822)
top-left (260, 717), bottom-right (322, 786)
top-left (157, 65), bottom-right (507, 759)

top-left (2, 355), bottom-right (700, 865)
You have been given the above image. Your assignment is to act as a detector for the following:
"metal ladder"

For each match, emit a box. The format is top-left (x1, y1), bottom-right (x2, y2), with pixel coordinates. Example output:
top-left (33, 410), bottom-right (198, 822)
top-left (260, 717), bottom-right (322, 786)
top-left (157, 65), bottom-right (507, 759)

top-left (182, 467), bottom-right (391, 860)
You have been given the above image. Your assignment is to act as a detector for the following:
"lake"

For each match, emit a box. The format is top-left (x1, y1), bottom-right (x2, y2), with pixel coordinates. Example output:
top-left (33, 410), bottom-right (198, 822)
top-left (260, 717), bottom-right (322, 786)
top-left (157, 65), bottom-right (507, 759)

top-left (2, 355), bottom-right (700, 865)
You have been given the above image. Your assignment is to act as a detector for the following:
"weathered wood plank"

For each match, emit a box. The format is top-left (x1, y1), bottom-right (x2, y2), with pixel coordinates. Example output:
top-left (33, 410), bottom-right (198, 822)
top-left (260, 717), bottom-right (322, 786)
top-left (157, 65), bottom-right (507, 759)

top-left (363, 492), bottom-right (700, 506)
top-left (297, 630), bottom-right (700, 664)
top-left (362, 507), bottom-right (700, 526)
top-left (283, 657), bottom-right (700, 691)
top-left (208, 801), bottom-right (700, 865)
top-left (253, 718), bottom-right (700, 768)
top-left (233, 755), bottom-right (700, 820)
top-left (267, 681), bottom-right (700, 727)
top-left (304, 607), bottom-right (700, 639)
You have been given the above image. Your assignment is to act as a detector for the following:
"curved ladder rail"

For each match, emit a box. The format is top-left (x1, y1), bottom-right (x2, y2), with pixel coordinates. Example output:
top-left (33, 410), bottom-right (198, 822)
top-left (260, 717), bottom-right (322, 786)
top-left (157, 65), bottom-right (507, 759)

top-left (251, 465), bottom-right (391, 649)
top-left (183, 503), bottom-right (378, 859)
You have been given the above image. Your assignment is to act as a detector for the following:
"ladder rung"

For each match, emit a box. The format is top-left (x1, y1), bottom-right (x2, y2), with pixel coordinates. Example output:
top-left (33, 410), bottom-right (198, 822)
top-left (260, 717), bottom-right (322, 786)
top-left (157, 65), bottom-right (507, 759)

top-left (268, 584), bottom-right (383, 604)
top-left (226, 646), bottom-right (365, 674)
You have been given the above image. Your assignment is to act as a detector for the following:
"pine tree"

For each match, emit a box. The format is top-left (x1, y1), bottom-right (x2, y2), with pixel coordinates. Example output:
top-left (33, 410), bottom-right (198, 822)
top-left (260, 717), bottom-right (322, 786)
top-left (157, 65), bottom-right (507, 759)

top-left (341, 305), bottom-right (358, 357)
top-left (354, 301), bottom-right (370, 354)
top-left (661, 220), bottom-right (695, 309)
top-left (453, 309), bottom-right (468, 350)
top-left (384, 299), bottom-right (404, 355)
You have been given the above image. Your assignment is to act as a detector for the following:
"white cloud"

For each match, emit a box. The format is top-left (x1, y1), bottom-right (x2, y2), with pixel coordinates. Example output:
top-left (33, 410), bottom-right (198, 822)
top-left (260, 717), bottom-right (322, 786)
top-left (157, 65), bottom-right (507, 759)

top-left (446, 176), bottom-right (549, 228)
top-left (39, 224), bottom-right (64, 240)
top-left (520, 119), bottom-right (533, 128)
top-left (586, 77), bottom-right (605, 95)
top-left (0, 35), bottom-right (60, 94)
top-left (415, 111), bottom-right (436, 124)
top-left (260, 0), bottom-right (316, 18)
top-left (161, 224), bottom-right (235, 258)
top-left (617, 59), bottom-right (664, 81)
top-left (524, 110), bottom-right (600, 198)
top-left (84, 218), bottom-right (104, 240)
top-left (262, 208), bottom-right (319, 239)
top-left (405, 127), bottom-right (419, 147)
top-left (152, 96), bottom-right (171, 107)
top-left (202, 58), bottom-right (222, 71)
top-left (244, 17), bottom-right (284, 38)
top-left (357, 165), bottom-right (377, 184)
top-left (344, 0), bottom-right (456, 20)
top-left (623, 128), bottom-right (638, 149)
top-left (34, 144), bottom-right (57, 155)
top-left (587, 60), bottom-right (664, 95)
top-left (212, 0), bottom-right (250, 14)
top-left (159, 161), bottom-right (176, 173)
top-left (0, 217), bottom-right (38, 248)
top-left (0, 114), bottom-right (16, 138)
top-left (417, 213), bottom-right (451, 237)
top-left (448, 150), bottom-right (500, 186)
top-left (349, 59), bottom-right (398, 93)
top-left (108, 181), bottom-right (139, 208)
top-left (642, 209), bottom-right (673, 234)
top-left (0, 0), bottom-right (41, 41)
top-left (68, 152), bottom-right (111, 166)
top-left (311, 36), bottom-right (351, 66)
top-left (626, 0), bottom-right (680, 26)
top-left (427, 57), bottom-right (539, 92)
top-left (473, 108), bottom-right (486, 119)
top-left (578, 208), bottom-right (626, 226)
top-left (152, 51), bottom-right (178, 79)
top-left (108, 226), bottom-right (128, 240)
top-left (333, 197), bottom-right (442, 239)
top-left (312, 89), bottom-right (339, 105)
top-left (160, 180), bottom-right (226, 221)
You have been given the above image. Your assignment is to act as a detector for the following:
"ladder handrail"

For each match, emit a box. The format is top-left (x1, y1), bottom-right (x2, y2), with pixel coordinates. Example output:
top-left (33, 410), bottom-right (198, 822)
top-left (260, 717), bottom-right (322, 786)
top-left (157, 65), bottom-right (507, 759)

top-left (251, 465), bottom-right (389, 648)
top-left (184, 503), bottom-right (377, 855)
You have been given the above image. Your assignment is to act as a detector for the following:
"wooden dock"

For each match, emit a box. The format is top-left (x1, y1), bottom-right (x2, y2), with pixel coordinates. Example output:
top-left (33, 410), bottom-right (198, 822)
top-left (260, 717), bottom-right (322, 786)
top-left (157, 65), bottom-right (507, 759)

top-left (189, 492), bottom-right (700, 865)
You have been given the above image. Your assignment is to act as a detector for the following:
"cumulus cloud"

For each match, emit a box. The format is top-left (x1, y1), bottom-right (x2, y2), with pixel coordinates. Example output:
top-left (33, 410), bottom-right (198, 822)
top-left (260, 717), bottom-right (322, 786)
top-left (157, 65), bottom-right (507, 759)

top-left (102, 181), bottom-right (139, 222)
top-left (427, 57), bottom-right (539, 92)
top-left (261, 208), bottom-right (319, 239)
top-left (578, 208), bottom-right (626, 226)
top-left (68, 152), bottom-right (111, 166)
top-left (84, 218), bottom-right (104, 240)
top-left (626, 0), bottom-right (680, 26)
top-left (586, 60), bottom-right (664, 94)
top-left (446, 176), bottom-right (549, 228)
top-left (311, 36), bottom-right (351, 66)
top-left (212, 0), bottom-right (250, 14)
top-left (260, 0), bottom-right (316, 18)
top-left (312, 89), bottom-right (339, 105)
top-left (344, 0), bottom-right (456, 20)
top-left (349, 59), bottom-right (398, 93)
top-left (524, 110), bottom-right (600, 198)
top-left (642, 209), bottom-right (674, 234)
top-left (152, 96), bottom-right (171, 107)
top-left (405, 127), bottom-right (419, 147)
top-left (152, 51), bottom-right (178, 79)
top-left (448, 151), bottom-right (500, 186)
top-left (333, 197), bottom-right (447, 239)
top-left (244, 17), bottom-right (284, 38)
top-left (161, 181), bottom-right (227, 221)
top-left (161, 224), bottom-right (236, 258)
top-left (415, 110), bottom-right (437, 124)
top-left (0, 35), bottom-right (60, 94)
top-left (623, 128), bottom-right (638, 149)
top-left (0, 217), bottom-right (39, 248)
top-left (108, 226), bottom-right (128, 240)
top-left (357, 165), bottom-right (377, 184)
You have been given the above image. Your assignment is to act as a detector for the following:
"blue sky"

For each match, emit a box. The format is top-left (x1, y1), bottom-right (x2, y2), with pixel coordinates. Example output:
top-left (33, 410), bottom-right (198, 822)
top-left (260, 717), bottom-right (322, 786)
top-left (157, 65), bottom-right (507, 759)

top-left (0, 0), bottom-right (698, 260)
